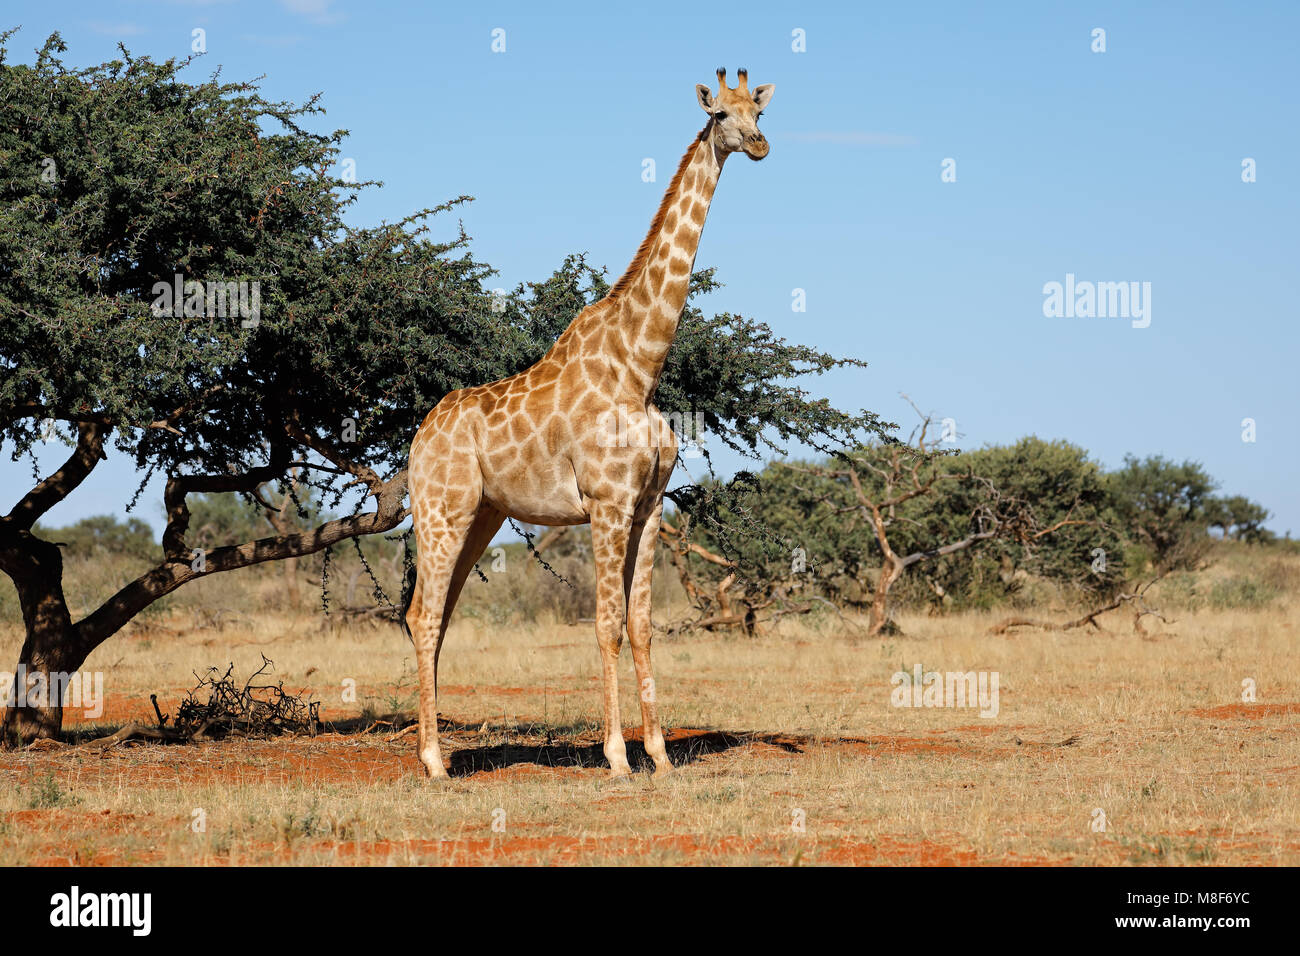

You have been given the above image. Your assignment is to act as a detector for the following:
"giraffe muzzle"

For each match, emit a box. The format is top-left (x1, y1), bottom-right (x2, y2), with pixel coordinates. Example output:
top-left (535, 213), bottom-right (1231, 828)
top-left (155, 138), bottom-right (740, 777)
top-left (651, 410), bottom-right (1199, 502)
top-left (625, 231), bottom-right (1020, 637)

top-left (743, 133), bottom-right (770, 160)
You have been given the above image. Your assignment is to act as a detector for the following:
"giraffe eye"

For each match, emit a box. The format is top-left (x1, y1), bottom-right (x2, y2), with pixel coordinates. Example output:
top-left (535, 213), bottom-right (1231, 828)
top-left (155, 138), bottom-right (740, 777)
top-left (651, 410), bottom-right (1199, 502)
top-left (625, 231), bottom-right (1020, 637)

top-left (713, 111), bottom-right (727, 121)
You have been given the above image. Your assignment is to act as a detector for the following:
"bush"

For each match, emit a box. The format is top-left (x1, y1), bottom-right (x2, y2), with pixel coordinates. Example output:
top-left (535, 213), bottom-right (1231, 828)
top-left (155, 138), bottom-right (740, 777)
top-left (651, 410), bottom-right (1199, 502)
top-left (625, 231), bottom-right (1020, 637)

top-left (31, 515), bottom-right (156, 562)
top-left (1207, 576), bottom-right (1279, 610)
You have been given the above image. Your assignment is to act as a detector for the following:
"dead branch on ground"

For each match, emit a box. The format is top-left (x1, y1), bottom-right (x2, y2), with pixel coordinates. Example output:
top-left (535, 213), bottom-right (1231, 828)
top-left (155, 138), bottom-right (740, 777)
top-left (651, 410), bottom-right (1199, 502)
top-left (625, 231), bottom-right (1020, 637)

top-left (78, 656), bottom-right (320, 749)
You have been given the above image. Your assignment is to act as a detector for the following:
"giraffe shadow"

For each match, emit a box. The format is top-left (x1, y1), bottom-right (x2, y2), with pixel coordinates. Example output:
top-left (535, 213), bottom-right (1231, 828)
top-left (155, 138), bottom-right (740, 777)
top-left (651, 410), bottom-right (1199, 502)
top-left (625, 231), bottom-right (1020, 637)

top-left (445, 729), bottom-right (804, 777)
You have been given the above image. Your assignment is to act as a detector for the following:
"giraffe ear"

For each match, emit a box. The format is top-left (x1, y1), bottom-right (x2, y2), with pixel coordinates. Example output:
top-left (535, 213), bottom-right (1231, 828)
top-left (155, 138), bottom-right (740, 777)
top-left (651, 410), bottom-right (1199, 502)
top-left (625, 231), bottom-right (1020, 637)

top-left (696, 84), bottom-right (715, 113)
top-left (752, 84), bottom-right (775, 110)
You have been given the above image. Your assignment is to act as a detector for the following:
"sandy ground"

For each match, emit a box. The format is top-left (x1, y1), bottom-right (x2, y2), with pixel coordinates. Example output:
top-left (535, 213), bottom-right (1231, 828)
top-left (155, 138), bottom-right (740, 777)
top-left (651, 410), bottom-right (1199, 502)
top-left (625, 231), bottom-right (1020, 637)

top-left (1, 594), bottom-right (1296, 865)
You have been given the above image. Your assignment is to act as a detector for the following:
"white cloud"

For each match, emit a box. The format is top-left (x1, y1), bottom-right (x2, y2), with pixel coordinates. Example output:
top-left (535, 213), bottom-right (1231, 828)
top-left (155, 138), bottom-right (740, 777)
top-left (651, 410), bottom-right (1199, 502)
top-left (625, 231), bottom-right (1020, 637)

top-left (279, 0), bottom-right (346, 25)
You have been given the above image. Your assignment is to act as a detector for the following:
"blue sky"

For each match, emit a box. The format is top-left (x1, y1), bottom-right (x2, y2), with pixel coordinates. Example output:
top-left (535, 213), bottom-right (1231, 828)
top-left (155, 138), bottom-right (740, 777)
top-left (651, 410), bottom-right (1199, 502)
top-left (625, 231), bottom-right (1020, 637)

top-left (4, 0), bottom-right (1298, 535)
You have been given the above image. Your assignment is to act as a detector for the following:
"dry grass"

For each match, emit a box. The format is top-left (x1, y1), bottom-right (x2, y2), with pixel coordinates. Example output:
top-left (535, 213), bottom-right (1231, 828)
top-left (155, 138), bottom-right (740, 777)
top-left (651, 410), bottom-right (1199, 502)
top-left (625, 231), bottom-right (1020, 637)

top-left (0, 550), bottom-right (1296, 866)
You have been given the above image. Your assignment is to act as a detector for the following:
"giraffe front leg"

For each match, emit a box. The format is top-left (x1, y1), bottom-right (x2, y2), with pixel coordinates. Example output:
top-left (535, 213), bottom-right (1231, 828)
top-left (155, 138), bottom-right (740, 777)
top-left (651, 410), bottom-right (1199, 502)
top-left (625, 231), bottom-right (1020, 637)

top-left (410, 582), bottom-right (452, 779)
top-left (407, 512), bottom-right (478, 781)
top-left (590, 503), bottom-right (634, 777)
top-left (625, 502), bottom-right (672, 777)
top-left (409, 561), bottom-right (456, 780)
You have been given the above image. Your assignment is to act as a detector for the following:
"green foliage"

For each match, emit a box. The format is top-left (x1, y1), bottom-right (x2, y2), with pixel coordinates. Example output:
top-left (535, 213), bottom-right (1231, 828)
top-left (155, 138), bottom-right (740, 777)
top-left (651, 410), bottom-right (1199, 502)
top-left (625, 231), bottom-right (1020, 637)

top-left (665, 430), bottom-right (1278, 626)
top-left (671, 436), bottom-right (1123, 619)
top-left (956, 437), bottom-right (1128, 602)
top-left (1205, 495), bottom-right (1274, 544)
top-left (184, 482), bottom-right (325, 548)
top-left (0, 31), bottom-right (506, 501)
top-left (31, 514), bottom-right (155, 561)
top-left (23, 771), bottom-right (78, 809)
top-left (1206, 576), bottom-right (1279, 610)
top-left (184, 494), bottom-right (272, 550)
top-left (1042, 545), bottom-right (1290, 615)
top-left (1106, 455), bottom-right (1217, 574)
top-left (669, 466), bottom-right (850, 616)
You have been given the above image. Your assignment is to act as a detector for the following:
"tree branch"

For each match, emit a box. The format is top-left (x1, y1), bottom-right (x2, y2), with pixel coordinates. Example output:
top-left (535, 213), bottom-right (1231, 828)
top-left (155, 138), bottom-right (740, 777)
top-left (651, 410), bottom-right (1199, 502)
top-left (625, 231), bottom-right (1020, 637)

top-left (4, 422), bottom-right (110, 531)
top-left (161, 440), bottom-right (292, 561)
top-left (6, 388), bottom-right (224, 435)
top-left (284, 416), bottom-right (385, 494)
top-left (898, 528), bottom-right (999, 569)
top-left (75, 471), bottom-right (409, 652)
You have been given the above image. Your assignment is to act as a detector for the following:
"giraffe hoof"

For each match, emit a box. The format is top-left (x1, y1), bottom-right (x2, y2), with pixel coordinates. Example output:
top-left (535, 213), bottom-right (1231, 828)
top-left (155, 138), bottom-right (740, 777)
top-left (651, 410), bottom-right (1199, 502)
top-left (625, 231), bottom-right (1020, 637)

top-left (421, 761), bottom-right (451, 783)
top-left (598, 770), bottom-right (637, 790)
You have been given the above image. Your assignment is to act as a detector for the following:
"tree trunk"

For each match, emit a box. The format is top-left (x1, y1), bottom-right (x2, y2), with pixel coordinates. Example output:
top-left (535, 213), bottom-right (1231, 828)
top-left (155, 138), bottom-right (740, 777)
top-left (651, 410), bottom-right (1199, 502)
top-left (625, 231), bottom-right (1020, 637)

top-left (283, 555), bottom-right (301, 609)
top-left (3, 620), bottom-right (90, 745)
top-left (868, 559), bottom-right (904, 636)
top-left (1, 426), bottom-right (409, 746)
top-left (1, 539), bottom-right (88, 745)
top-left (264, 475), bottom-right (302, 609)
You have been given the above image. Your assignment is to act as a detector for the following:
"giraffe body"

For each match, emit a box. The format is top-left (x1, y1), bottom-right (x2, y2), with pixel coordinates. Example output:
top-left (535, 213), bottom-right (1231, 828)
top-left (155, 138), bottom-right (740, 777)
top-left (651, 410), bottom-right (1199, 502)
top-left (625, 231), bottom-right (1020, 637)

top-left (404, 69), bottom-right (774, 778)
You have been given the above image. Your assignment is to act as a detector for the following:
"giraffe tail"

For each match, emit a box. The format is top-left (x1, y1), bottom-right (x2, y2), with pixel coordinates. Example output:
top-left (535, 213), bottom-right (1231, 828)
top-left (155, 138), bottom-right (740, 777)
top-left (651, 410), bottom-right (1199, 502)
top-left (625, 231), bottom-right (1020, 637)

top-left (399, 560), bottom-right (417, 645)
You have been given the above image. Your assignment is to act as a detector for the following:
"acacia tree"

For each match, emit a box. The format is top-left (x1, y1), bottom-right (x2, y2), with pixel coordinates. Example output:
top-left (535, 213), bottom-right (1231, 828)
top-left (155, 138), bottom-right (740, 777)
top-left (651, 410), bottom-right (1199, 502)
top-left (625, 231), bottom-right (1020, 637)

top-left (956, 437), bottom-right (1127, 601)
top-left (1105, 455), bottom-right (1218, 574)
top-left (656, 465), bottom-right (862, 635)
top-left (0, 34), bottom-right (879, 742)
top-left (665, 420), bottom-right (1118, 635)
top-left (792, 406), bottom-right (1080, 635)
top-left (983, 453), bottom-right (1265, 635)
top-left (1205, 495), bottom-right (1273, 544)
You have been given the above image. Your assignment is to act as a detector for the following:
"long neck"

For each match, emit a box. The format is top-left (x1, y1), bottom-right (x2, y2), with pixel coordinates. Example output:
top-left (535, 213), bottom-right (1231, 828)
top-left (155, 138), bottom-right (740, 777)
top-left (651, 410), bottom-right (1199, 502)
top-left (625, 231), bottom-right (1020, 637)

top-left (556, 124), bottom-right (725, 398)
top-left (611, 123), bottom-right (723, 311)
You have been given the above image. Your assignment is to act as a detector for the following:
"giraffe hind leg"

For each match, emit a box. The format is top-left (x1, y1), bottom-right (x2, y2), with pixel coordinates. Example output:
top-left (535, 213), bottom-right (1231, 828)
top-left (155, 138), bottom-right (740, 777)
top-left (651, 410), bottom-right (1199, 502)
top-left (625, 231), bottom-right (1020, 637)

top-left (625, 501), bottom-right (672, 775)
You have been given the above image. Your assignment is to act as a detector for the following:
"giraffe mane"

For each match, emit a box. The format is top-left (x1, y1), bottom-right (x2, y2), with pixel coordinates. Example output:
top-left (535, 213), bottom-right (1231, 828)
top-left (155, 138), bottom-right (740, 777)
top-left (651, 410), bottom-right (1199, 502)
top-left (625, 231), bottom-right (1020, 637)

top-left (606, 119), bottom-right (713, 299)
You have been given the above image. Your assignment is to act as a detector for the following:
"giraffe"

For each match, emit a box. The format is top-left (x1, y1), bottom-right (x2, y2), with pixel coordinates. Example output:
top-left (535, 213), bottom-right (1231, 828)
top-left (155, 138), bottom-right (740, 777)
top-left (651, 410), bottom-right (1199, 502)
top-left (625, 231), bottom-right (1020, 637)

top-left (403, 68), bottom-right (774, 779)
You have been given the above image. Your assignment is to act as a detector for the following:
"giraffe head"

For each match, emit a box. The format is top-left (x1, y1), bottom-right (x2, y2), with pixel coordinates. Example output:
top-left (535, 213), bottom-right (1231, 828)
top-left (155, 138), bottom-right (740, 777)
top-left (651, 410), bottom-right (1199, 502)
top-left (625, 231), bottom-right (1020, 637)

top-left (696, 67), bottom-right (775, 161)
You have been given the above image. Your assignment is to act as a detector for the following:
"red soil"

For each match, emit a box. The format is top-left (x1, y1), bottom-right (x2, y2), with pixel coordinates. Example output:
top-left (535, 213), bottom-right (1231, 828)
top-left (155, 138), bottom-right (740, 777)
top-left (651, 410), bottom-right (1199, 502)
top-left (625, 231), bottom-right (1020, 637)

top-left (1187, 702), bottom-right (1300, 719)
top-left (4, 709), bottom-right (1293, 866)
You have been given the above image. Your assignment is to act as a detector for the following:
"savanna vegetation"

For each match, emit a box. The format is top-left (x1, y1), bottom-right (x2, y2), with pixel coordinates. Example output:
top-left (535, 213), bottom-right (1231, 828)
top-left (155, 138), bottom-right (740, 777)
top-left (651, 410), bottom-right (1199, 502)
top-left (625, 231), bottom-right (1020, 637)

top-left (0, 538), bottom-right (1295, 865)
top-left (0, 30), bottom-right (1293, 870)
